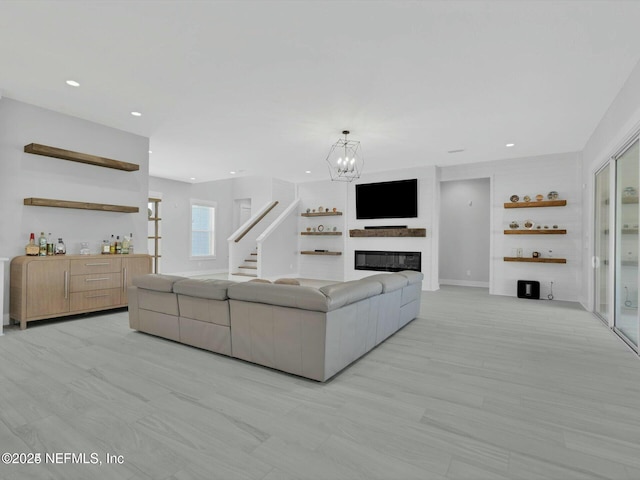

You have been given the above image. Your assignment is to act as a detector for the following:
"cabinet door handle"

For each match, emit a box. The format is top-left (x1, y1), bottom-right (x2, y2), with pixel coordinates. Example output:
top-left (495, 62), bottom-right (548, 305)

top-left (85, 277), bottom-right (110, 282)
top-left (85, 262), bottom-right (110, 266)
top-left (64, 271), bottom-right (69, 299)
top-left (123, 268), bottom-right (127, 291)
top-left (84, 293), bottom-right (111, 299)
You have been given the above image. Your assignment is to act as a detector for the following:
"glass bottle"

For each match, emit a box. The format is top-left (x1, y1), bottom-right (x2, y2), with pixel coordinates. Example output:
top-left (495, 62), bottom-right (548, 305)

top-left (46, 232), bottom-right (54, 255)
top-left (109, 234), bottom-right (116, 254)
top-left (115, 235), bottom-right (122, 254)
top-left (122, 234), bottom-right (130, 254)
top-left (25, 233), bottom-right (39, 256)
top-left (38, 232), bottom-right (47, 256)
top-left (128, 233), bottom-right (134, 254)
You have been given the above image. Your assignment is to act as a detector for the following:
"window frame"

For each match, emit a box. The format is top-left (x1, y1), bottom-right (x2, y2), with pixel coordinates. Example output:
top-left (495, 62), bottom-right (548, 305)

top-left (189, 199), bottom-right (217, 260)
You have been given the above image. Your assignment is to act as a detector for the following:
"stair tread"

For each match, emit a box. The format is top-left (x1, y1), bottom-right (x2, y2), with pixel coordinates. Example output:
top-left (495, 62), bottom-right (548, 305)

top-left (232, 272), bottom-right (258, 277)
top-left (245, 259), bottom-right (257, 262)
top-left (240, 265), bottom-right (257, 269)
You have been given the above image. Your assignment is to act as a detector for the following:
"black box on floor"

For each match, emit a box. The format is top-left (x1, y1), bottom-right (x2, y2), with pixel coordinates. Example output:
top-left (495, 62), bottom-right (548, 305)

top-left (517, 280), bottom-right (540, 299)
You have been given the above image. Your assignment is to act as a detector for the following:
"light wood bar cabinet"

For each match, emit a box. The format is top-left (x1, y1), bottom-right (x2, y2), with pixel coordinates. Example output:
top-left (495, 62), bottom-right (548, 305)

top-left (10, 254), bottom-right (151, 329)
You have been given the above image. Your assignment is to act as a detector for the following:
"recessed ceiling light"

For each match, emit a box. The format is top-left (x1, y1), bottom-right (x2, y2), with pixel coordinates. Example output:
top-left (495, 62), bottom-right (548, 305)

top-left (131, 111), bottom-right (142, 117)
top-left (148, 150), bottom-right (153, 154)
top-left (506, 143), bottom-right (515, 147)
top-left (65, 80), bottom-right (80, 87)
top-left (305, 170), bottom-right (311, 174)
top-left (230, 171), bottom-right (236, 175)
top-left (190, 177), bottom-right (196, 180)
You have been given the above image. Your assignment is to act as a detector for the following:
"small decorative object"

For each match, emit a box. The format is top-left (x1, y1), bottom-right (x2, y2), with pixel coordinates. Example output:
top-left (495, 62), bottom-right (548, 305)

top-left (544, 225), bottom-right (549, 229)
top-left (523, 195), bottom-right (531, 202)
top-left (552, 225), bottom-right (558, 229)
top-left (306, 208), bottom-right (311, 213)
top-left (319, 206), bottom-right (324, 212)
top-left (623, 187), bottom-right (637, 197)
top-left (80, 242), bottom-right (90, 255)
top-left (524, 219), bottom-right (534, 229)
top-left (332, 226), bottom-right (337, 232)
top-left (547, 191), bottom-right (559, 200)
top-left (148, 207), bottom-right (153, 218)
top-left (317, 224), bottom-right (324, 232)
top-left (332, 207), bottom-right (337, 212)
top-left (547, 250), bottom-right (553, 258)
top-left (532, 251), bottom-right (540, 258)
top-left (312, 227), bottom-right (316, 232)
top-left (517, 248), bottom-right (523, 258)
top-left (536, 225), bottom-right (542, 229)
top-left (306, 227), bottom-right (311, 232)
top-left (509, 220), bottom-right (519, 229)
top-left (312, 209), bottom-right (316, 213)
top-left (624, 224), bottom-right (629, 229)
top-left (510, 194), bottom-right (519, 203)
top-left (55, 238), bottom-right (66, 255)
top-left (535, 194), bottom-right (544, 201)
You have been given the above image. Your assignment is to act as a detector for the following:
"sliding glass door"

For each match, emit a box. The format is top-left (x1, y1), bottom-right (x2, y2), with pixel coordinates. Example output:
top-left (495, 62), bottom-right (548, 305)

top-left (594, 164), bottom-right (610, 322)
top-left (614, 139), bottom-right (639, 348)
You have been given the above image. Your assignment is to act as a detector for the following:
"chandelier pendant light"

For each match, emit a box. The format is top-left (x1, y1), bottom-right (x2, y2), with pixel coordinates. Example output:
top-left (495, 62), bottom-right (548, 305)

top-left (326, 130), bottom-right (364, 182)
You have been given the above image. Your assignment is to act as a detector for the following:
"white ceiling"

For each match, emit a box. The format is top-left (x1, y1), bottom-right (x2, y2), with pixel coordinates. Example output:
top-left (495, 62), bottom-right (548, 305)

top-left (2, 0), bottom-right (640, 184)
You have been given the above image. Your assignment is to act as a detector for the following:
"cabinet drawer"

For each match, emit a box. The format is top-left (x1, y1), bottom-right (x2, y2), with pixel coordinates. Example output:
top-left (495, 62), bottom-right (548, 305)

top-left (70, 272), bottom-right (122, 292)
top-left (70, 288), bottom-right (121, 312)
top-left (70, 258), bottom-right (121, 275)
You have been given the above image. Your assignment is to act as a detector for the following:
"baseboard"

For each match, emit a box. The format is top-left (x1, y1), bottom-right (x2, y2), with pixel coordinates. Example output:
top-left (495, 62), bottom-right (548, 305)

top-left (439, 279), bottom-right (490, 288)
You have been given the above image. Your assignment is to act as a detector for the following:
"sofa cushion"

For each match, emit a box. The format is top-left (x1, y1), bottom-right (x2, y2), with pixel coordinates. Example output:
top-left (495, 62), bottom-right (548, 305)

top-left (361, 273), bottom-right (408, 293)
top-left (274, 278), bottom-right (300, 285)
top-left (174, 279), bottom-right (235, 300)
top-left (228, 282), bottom-right (329, 312)
top-left (133, 274), bottom-right (185, 292)
top-left (398, 270), bottom-right (424, 285)
top-left (319, 280), bottom-right (382, 311)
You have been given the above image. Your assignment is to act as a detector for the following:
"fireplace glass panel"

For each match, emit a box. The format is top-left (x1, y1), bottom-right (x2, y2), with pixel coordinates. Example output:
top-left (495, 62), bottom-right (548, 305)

top-left (354, 250), bottom-right (421, 272)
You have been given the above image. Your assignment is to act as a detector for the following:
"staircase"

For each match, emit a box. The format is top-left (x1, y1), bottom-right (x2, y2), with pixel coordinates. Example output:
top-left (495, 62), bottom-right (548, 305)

top-left (232, 249), bottom-right (258, 278)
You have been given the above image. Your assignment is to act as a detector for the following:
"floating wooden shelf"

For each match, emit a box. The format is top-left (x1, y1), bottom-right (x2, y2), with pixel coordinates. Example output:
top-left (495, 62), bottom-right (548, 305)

top-left (504, 229), bottom-right (567, 235)
top-left (301, 231), bottom-right (342, 236)
top-left (349, 228), bottom-right (426, 238)
top-left (300, 251), bottom-right (342, 256)
top-left (504, 200), bottom-right (567, 209)
top-left (24, 143), bottom-right (139, 171)
top-left (622, 196), bottom-right (639, 204)
top-left (24, 198), bottom-right (139, 213)
top-left (301, 211), bottom-right (343, 217)
top-left (503, 257), bottom-right (567, 264)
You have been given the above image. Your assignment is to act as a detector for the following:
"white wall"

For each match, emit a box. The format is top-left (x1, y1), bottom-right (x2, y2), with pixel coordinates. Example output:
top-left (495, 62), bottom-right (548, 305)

top-left (148, 176), bottom-right (233, 275)
top-left (297, 180), bottom-right (349, 282)
top-left (0, 98), bottom-right (149, 323)
top-left (440, 178), bottom-right (490, 287)
top-left (441, 152), bottom-right (582, 301)
top-left (346, 167), bottom-right (439, 291)
top-left (582, 59), bottom-right (640, 310)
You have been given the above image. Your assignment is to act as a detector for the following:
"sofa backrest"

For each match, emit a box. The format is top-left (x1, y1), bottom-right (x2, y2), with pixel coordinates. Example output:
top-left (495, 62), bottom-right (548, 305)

top-left (174, 278), bottom-right (236, 300)
top-left (228, 282), bottom-right (329, 312)
top-left (360, 273), bottom-right (408, 292)
top-left (133, 274), bottom-right (186, 292)
top-left (319, 280), bottom-right (382, 310)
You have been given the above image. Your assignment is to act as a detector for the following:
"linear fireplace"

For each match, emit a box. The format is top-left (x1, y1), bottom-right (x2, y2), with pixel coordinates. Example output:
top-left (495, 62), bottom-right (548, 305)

top-left (354, 250), bottom-right (421, 273)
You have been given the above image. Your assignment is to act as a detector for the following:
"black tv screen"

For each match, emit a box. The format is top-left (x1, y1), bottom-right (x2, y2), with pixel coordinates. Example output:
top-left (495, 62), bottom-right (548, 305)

top-left (356, 179), bottom-right (418, 219)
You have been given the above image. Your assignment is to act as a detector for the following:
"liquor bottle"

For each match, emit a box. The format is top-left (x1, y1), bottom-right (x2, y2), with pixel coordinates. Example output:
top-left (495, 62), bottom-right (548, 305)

top-left (25, 233), bottom-right (39, 256)
top-left (38, 232), bottom-right (47, 256)
top-left (55, 238), bottom-right (66, 255)
top-left (46, 232), bottom-right (54, 255)
top-left (128, 233), bottom-right (134, 254)
top-left (115, 235), bottom-right (122, 254)
top-left (122, 234), bottom-right (130, 254)
top-left (109, 235), bottom-right (116, 254)
top-left (102, 239), bottom-right (111, 254)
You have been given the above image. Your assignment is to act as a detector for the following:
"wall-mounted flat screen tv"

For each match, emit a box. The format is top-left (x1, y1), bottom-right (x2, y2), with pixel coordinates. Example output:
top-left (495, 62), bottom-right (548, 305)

top-left (355, 178), bottom-right (418, 219)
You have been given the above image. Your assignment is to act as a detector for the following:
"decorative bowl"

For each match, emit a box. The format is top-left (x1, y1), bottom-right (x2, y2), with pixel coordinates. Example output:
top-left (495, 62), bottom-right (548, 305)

top-left (510, 195), bottom-right (519, 203)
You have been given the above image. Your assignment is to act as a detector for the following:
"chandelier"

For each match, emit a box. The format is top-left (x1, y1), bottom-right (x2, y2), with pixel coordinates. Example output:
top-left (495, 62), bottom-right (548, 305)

top-left (325, 130), bottom-right (364, 182)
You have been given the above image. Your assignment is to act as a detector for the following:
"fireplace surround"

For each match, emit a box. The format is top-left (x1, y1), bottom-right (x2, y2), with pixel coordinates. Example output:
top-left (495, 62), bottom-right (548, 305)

top-left (355, 250), bottom-right (421, 272)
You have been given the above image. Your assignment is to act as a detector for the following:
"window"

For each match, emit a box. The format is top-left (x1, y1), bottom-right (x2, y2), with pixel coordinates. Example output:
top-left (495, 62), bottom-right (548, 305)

top-left (190, 200), bottom-right (216, 258)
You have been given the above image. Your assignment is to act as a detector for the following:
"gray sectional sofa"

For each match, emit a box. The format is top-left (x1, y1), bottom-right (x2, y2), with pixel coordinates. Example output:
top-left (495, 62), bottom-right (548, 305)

top-left (128, 271), bottom-right (423, 381)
